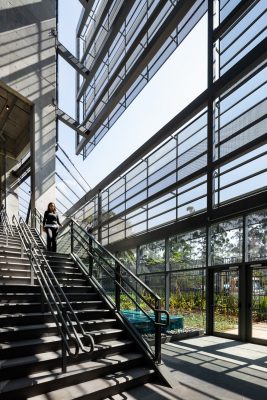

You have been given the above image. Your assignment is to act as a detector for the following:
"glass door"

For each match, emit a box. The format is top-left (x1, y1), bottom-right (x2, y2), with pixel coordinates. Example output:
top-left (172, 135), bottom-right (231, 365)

top-left (251, 265), bottom-right (267, 342)
top-left (213, 267), bottom-right (239, 336)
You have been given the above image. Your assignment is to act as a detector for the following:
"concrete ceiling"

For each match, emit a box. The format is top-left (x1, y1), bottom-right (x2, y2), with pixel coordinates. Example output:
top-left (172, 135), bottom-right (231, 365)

top-left (0, 83), bottom-right (32, 160)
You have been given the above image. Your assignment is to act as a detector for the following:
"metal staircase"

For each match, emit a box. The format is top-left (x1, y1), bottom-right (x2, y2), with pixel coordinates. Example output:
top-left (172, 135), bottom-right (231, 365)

top-left (0, 218), bottom-right (170, 399)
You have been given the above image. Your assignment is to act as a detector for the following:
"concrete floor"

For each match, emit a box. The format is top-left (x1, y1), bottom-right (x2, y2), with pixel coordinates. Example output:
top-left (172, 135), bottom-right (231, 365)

top-left (109, 336), bottom-right (267, 400)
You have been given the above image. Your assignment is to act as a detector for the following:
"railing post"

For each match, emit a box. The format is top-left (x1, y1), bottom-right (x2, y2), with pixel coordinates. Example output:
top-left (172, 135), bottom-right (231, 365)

top-left (39, 213), bottom-right (42, 236)
top-left (88, 235), bottom-right (93, 277)
top-left (30, 243), bottom-right (34, 286)
top-left (154, 298), bottom-right (162, 364)
top-left (115, 261), bottom-right (121, 312)
top-left (61, 308), bottom-right (67, 374)
top-left (70, 220), bottom-right (74, 253)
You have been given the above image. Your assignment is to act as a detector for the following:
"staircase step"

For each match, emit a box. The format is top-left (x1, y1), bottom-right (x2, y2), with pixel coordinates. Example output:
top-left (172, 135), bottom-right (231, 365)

top-left (0, 249), bottom-right (27, 258)
top-left (44, 252), bottom-right (72, 259)
top-left (0, 293), bottom-right (42, 303)
top-left (28, 366), bottom-right (154, 400)
top-left (0, 285), bottom-right (41, 293)
top-left (63, 285), bottom-right (95, 294)
top-left (0, 256), bottom-right (30, 264)
top-left (0, 309), bottom-right (113, 327)
top-left (0, 302), bottom-right (42, 313)
top-left (0, 276), bottom-right (31, 285)
top-left (57, 278), bottom-right (88, 286)
top-left (53, 271), bottom-right (85, 280)
top-left (50, 265), bottom-right (79, 273)
top-left (0, 318), bottom-right (118, 341)
top-left (0, 329), bottom-right (125, 358)
top-left (0, 264), bottom-right (31, 278)
top-left (49, 259), bottom-right (76, 266)
top-left (0, 353), bottom-right (148, 400)
top-left (0, 338), bottom-right (136, 378)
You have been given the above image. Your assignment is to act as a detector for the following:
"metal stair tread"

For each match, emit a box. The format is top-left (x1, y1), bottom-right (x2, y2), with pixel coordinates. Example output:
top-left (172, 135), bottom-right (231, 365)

top-left (0, 256), bottom-right (30, 261)
top-left (0, 353), bottom-right (145, 395)
top-left (0, 328), bottom-right (124, 350)
top-left (0, 277), bottom-right (31, 282)
top-left (0, 318), bottom-right (117, 334)
top-left (0, 302), bottom-right (41, 307)
top-left (0, 338), bottom-right (134, 369)
top-left (0, 335), bottom-right (62, 350)
top-left (28, 366), bottom-right (155, 400)
top-left (0, 263), bottom-right (30, 268)
top-left (0, 308), bottom-right (111, 319)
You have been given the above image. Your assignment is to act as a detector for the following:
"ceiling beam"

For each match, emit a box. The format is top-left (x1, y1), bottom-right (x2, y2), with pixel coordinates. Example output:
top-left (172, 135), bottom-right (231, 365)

top-left (56, 108), bottom-right (91, 139)
top-left (57, 40), bottom-right (90, 77)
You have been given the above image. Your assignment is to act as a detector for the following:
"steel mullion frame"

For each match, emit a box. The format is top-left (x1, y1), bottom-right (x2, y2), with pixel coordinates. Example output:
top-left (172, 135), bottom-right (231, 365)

top-left (69, 38), bottom-right (267, 217)
top-left (216, 168), bottom-right (267, 193)
top-left (82, 0), bottom-right (205, 122)
top-left (56, 187), bottom-right (73, 207)
top-left (79, 1), bottom-right (134, 88)
top-left (98, 168), bottom-right (207, 231)
top-left (76, 0), bottom-right (197, 153)
top-left (56, 173), bottom-right (81, 200)
top-left (177, 122), bottom-right (207, 148)
top-left (77, 0), bottom-right (97, 38)
top-left (213, 131), bottom-right (267, 170)
top-left (108, 144), bottom-right (208, 222)
top-left (217, 149), bottom-right (267, 178)
top-left (215, 113), bottom-right (267, 152)
top-left (219, 60), bottom-right (267, 102)
top-left (81, 0), bottom-right (114, 62)
top-left (220, 8), bottom-right (266, 56)
top-left (213, 0), bottom-right (258, 42)
top-left (78, 0), bottom-right (170, 110)
top-left (56, 155), bottom-right (87, 193)
top-left (217, 79), bottom-right (267, 122)
top-left (221, 26), bottom-right (267, 71)
top-left (56, 196), bottom-right (68, 211)
top-left (111, 140), bottom-right (208, 213)
top-left (107, 197), bottom-right (267, 254)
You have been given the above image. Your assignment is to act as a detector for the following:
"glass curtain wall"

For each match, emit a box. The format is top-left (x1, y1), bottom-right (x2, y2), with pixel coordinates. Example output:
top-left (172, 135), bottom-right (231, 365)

top-left (115, 210), bottom-right (266, 338)
top-left (71, 1), bottom-right (267, 342)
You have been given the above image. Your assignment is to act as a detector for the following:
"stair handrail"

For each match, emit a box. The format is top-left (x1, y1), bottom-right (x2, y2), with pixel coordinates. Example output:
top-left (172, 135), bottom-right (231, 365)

top-left (31, 207), bottom-right (44, 236)
top-left (60, 218), bottom-right (170, 365)
top-left (12, 215), bottom-right (95, 368)
top-left (0, 208), bottom-right (14, 237)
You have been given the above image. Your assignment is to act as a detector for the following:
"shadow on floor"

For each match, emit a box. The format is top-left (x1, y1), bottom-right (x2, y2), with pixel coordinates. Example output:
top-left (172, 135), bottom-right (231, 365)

top-left (107, 336), bottom-right (267, 400)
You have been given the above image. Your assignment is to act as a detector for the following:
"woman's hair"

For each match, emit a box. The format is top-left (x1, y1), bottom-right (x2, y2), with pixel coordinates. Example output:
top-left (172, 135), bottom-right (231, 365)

top-left (47, 202), bottom-right (56, 212)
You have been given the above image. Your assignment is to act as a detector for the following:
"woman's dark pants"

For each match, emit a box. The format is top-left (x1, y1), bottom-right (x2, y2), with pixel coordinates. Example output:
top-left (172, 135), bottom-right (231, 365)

top-left (46, 227), bottom-right (58, 252)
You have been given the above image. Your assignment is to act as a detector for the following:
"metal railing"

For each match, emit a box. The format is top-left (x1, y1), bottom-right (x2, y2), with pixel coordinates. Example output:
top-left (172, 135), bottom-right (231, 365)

top-left (32, 208), bottom-right (44, 236)
top-left (0, 208), bottom-right (14, 244)
top-left (12, 215), bottom-right (95, 373)
top-left (57, 219), bottom-right (170, 365)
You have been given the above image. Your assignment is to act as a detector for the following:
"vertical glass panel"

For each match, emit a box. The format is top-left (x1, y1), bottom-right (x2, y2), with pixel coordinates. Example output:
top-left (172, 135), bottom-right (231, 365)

top-left (170, 229), bottom-right (206, 270)
top-left (251, 266), bottom-right (267, 340)
top-left (117, 248), bottom-right (137, 274)
top-left (213, 267), bottom-right (239, 334)
top-left (138, 240), bottom-right (165, 274)
top-left (247, 209), bottom-right (267, 262)
top-left (140, 273), bottom-right (166, 308)
top-left (170, 270), bottom-right (206, 331)
top-left (210, 218), bottom-right (243, 265)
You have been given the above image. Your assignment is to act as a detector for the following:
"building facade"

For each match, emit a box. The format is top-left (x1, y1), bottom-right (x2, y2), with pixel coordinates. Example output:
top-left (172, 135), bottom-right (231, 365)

top-left (0, 0), bottom-right (266, 345)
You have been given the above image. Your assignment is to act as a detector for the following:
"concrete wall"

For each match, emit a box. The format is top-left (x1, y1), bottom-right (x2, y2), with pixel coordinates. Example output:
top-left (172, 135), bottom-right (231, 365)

top-left (0, 0), bottom-right (57, 217)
